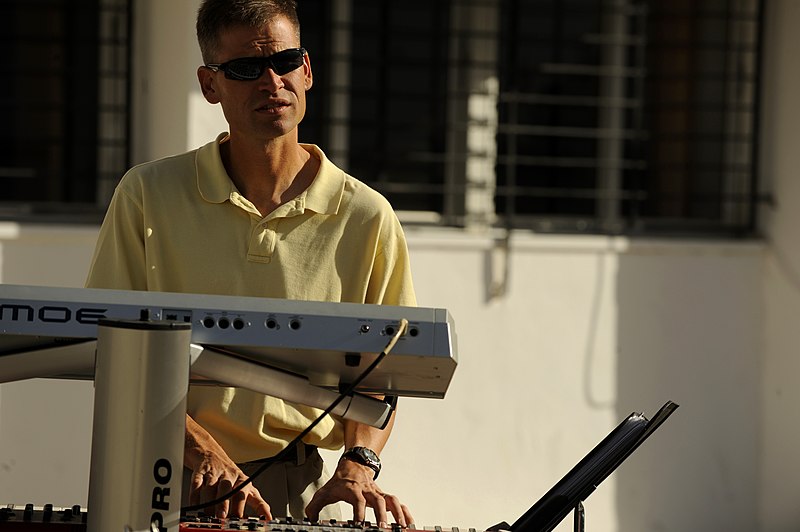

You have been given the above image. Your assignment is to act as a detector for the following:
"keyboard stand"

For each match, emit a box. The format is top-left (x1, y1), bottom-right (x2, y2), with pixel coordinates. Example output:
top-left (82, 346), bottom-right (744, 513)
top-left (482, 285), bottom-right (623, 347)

top-left (12, 316), bottom-right (395, 532)
top-left (87, 317), bottom-right (191, 532)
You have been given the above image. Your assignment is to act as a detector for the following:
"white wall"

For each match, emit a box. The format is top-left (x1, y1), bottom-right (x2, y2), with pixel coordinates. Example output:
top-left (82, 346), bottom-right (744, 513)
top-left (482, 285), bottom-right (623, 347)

top-left (382, 233), bottom-right (763, 531)
top-left (0, 226), bottom-right (765, 532)
top-left (2, 1), bottom-right (800, 530)
top-left (758, 1), bottom-right (800, 530)
top-left (0, 223), bottom-right (98, 505)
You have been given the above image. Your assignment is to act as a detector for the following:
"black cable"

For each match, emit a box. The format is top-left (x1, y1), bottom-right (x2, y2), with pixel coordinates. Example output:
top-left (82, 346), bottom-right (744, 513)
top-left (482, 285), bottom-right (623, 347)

top-left (180, 318), bottom-right (408, 515)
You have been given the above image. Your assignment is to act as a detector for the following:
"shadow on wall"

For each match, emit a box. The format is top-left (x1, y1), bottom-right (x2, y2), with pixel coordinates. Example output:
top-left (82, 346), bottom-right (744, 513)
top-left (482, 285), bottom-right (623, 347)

top-left (614, 249), bottom-right (761, 532)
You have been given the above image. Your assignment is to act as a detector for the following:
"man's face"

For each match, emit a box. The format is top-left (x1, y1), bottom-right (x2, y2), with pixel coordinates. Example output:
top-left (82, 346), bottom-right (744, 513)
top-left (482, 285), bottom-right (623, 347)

top-left (198, 16), bottom-right (312, 143)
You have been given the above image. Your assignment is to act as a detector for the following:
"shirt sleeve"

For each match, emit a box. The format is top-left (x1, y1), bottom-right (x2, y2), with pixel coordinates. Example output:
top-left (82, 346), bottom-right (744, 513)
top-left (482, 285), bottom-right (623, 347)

top-left (366, 210), bottom-right (418, 308)
top-left (85, 181), bottom-right (148, 291)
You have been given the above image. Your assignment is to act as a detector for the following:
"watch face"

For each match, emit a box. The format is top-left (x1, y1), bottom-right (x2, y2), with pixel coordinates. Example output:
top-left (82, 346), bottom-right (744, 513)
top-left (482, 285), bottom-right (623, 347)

top-left (344, 447), bottom-right (381, 479)
top-left (360, 448), bottom-right (379, 463)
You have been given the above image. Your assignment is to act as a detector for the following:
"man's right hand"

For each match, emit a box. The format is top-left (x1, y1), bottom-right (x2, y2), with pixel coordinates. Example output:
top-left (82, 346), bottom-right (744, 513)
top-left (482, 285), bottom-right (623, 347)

top-left (185, 414), bottom-right (272, 519)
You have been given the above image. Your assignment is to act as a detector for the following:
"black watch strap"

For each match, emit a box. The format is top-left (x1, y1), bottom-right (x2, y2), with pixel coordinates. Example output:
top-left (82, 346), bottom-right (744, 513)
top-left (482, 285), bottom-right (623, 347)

top-left (341, 446), bottom-right (381, 480)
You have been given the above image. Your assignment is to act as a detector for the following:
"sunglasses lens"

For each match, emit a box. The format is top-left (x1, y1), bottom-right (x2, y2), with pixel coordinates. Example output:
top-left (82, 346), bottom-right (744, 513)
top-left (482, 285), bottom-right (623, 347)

top-left (225, 58), bottom-right (264, 80)
top-left (270, 49), bottom-right (305, 75)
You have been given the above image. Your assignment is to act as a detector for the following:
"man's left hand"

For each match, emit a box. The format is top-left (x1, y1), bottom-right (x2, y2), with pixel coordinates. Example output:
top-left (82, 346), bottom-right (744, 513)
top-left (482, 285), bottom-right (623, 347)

top-left (305, 457), bottom-right (413, 527)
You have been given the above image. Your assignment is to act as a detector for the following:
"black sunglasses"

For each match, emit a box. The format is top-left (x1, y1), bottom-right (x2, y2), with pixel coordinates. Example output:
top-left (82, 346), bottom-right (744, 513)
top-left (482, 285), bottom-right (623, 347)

top-left (205, 47), bottom-right (307, 81)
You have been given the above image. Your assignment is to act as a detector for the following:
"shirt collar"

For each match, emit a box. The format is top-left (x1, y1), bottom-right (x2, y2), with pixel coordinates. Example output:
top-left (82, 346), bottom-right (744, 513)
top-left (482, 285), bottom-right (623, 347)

top-left (195, 133), bottom-right (345, 216)
top-left (195, 132), bottom-right (235, 204)
top-left (300, 144), bottom-right (345, 216)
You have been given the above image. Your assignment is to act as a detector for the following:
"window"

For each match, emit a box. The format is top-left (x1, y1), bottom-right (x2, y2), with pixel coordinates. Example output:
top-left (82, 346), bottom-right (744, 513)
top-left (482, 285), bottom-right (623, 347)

top-left (0, 0), bottom-right (130, 220)
top-left (2, 0), bottom-right (763, 238)
top-left (496, 0), bottom-right (763, 235)
top-left (299, 0), bottom-right (451, 215)
top-left (301, 0), bottom-right (763, 236)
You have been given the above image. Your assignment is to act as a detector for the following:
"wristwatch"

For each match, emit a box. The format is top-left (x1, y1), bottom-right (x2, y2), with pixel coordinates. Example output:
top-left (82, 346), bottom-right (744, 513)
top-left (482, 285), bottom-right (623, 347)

top-left (341, 446), bottom-right (381, 480)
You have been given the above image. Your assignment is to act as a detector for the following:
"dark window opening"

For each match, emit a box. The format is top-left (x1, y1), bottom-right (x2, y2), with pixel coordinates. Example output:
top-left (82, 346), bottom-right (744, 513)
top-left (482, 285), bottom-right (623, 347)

top-left (1, 0), bottom-right (130, 221)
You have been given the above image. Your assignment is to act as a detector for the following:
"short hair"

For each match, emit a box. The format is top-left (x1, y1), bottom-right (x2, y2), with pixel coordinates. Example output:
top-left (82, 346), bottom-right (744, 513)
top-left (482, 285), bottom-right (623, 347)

top-left (196, 0), bottom-right (300, 63)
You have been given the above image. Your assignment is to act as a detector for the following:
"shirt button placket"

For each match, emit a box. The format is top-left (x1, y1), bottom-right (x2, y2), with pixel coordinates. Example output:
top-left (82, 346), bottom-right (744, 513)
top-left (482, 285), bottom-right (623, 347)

top-left (247, 220), bottom-right (275, 264)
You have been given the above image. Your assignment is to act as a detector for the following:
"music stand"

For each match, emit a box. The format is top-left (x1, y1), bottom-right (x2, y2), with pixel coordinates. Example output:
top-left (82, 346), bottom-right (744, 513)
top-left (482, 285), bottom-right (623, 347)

top-left (491, 401), bottom-right (678, 532)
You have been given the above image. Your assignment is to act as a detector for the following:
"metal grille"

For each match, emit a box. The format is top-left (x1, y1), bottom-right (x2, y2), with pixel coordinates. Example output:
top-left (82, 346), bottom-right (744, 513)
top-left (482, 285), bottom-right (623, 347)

top-left (96, 0), bottom-right (132, 208)
top-left (302, 0), bottom-right (764, 236)
top-left (495, 0), bottom-right (763, 235)
top-left (0, 0), bottom-right (762, 237)
top-left (0, 0), bottom-right (130, 220)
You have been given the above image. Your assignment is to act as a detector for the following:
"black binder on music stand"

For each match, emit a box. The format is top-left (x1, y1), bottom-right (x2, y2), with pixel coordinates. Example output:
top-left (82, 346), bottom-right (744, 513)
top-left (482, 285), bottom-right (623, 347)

top-left (490, 401), bottom-right (678, 532)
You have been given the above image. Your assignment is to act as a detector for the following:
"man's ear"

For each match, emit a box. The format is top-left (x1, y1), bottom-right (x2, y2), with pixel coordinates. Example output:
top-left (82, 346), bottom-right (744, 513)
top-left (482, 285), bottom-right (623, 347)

top-left (304, 52), bottom-right (313, 91)
top-left (198, 66), bottom-right (221, 104)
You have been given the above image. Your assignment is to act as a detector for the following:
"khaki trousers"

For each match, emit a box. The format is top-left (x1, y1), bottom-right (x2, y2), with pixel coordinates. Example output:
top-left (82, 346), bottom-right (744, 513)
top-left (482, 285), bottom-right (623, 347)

top-left (182, 443), bottom-right (342, 521)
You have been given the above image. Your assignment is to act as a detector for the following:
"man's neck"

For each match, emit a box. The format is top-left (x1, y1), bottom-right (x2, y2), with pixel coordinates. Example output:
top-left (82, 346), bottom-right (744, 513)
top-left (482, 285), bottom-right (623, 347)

top-left (220, 134), bottom-right (318, 216)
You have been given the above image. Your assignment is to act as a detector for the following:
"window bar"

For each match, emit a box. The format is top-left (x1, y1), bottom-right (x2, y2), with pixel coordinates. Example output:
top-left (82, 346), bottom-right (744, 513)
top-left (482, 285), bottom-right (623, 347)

top-left (719, 0), bottom-right (736, 224)
top-left (596, 0), bottom-right (632, 233)
top-left (376, 4), bottom-right (391, 190)
top-left (327, 0), bottom-right (353, 170)
top-left (446, 0), bottom-right (499, 226)
top-left (465, 0), bottom-right (500, 229)
top-left (747, 0), bottom-right (765, 234)
top-left (443, 0), bottom-right (463, 226)
top-left (721, 0), bottom-right (759, 230)
top-left (96, 0), bottom-right (131, 207)
top-left (627, 0), bottom-right (648, 230)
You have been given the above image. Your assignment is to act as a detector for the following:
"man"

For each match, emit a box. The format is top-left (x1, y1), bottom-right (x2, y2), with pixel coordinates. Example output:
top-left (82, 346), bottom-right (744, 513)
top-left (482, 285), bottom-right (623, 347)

top-left (85, 0), bottom-right (415, 526)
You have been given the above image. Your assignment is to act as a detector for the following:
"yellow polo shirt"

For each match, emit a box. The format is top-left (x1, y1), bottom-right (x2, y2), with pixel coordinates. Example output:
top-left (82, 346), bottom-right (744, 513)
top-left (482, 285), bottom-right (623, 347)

top-left (86, 133), bottom-right (416, 462)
